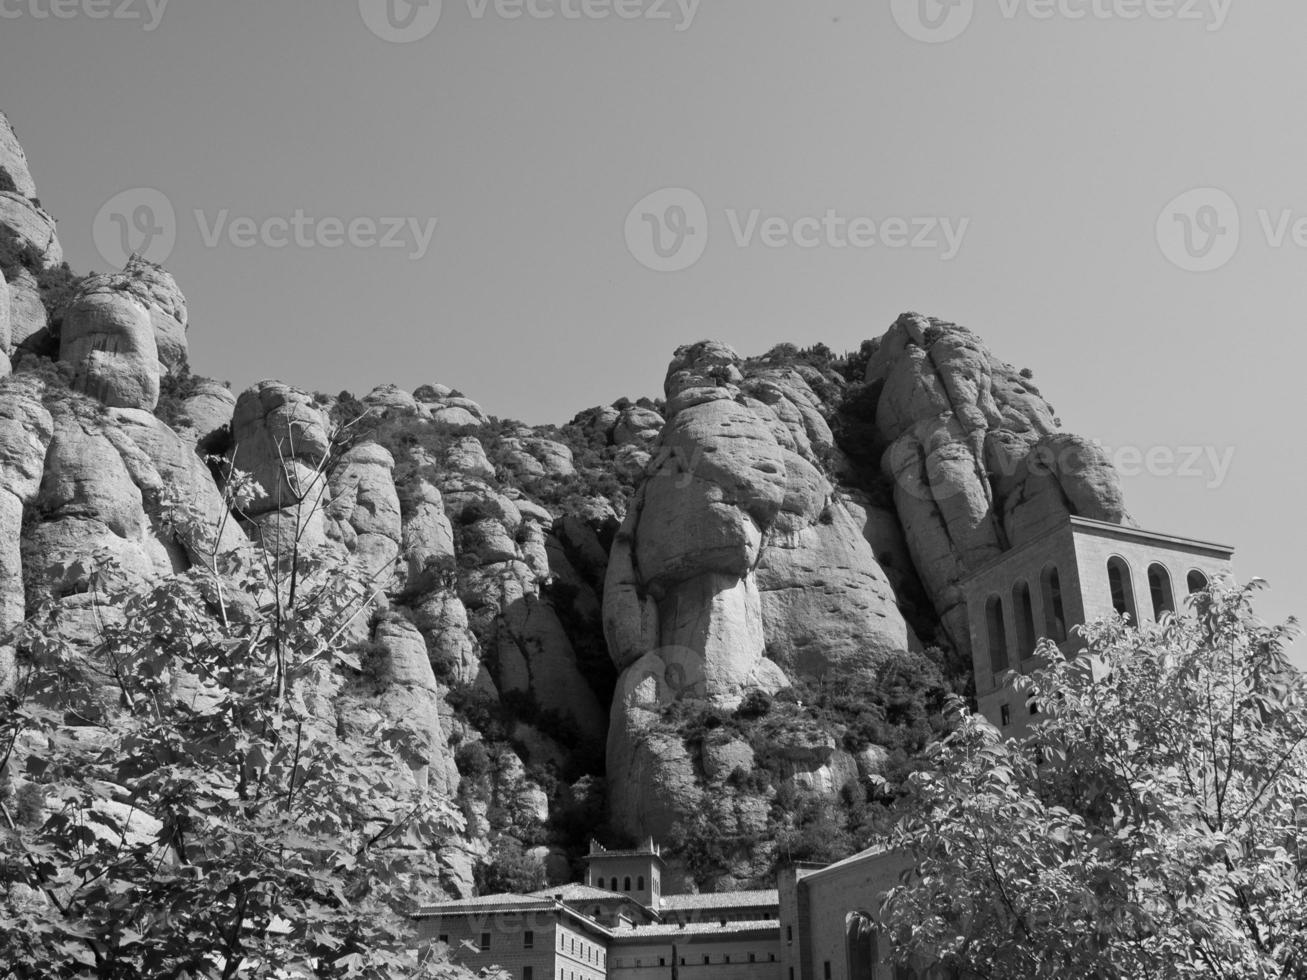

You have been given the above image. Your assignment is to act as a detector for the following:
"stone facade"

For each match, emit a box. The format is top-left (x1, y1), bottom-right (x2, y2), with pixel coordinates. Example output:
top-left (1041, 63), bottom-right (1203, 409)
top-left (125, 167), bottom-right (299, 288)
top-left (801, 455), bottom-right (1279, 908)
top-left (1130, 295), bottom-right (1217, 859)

top-left (416, 841), bottom-right (926, 980)
top-left (960, 516), bottom-right (1234, 734)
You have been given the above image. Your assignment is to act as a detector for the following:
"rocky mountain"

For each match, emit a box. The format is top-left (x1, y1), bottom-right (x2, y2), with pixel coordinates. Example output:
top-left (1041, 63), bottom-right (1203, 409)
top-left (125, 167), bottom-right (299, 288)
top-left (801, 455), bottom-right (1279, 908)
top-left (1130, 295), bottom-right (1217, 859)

top-left (0, 108), bottom-right (1131, 897)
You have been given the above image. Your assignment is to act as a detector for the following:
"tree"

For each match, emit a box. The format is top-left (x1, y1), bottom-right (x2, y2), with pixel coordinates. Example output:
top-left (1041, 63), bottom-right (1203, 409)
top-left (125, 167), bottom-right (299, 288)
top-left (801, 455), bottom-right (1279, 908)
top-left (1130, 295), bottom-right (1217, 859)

top-left (0, 427), bottom-right (479, 977)
top-left (882, 582), bottom-right (1307, 980)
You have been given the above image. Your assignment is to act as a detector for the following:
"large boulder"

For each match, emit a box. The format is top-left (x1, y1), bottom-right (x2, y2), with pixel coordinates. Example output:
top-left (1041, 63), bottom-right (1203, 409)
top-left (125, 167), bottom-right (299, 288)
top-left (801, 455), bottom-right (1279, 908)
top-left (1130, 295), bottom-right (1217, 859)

top-left (75, 256), bottom-right (189, 375)
top-left (0, 111), bottom-right (37, 199)
top-left (865, 313), bottom-right (1132, 649)
top-left (0, 376), bottom-right (53, 687)
top-left (59, 283), bottom-right (160, 410)
top-left (604, 341), bottom-right (914, 843)
top-left (178, 381), bottom-right (236, 444)
top-left (0, 192), bottom-right (61, 268)
top-left (228, 381), bottom-right (337, 558)
top-left (325, 442), bottom-right (402, 581)
top-left (6, 266), bottom-right (45, 350)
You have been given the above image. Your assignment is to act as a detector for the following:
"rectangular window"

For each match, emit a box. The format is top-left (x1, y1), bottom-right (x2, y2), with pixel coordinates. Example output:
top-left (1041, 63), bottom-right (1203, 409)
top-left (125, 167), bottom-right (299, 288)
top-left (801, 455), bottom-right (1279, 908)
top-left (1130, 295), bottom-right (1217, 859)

top-left (479, 933), bottom-right (491, 951)
top-left (1001, 704), bottom-right (1012, 727)
top-left (824, 961), bottom-right (832, 979)
top-left (523, 970), bottom-right (533, 980)
top-left (786, 925), bottom-right (793, 943)
top-left (524, 931), bottom-right (534, 950)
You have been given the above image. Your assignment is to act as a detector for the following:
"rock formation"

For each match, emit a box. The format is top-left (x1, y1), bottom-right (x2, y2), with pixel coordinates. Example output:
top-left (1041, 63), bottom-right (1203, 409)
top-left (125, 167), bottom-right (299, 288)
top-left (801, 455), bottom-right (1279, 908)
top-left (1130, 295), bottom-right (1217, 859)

top-left (0, 110), bottom-right (1134, 898)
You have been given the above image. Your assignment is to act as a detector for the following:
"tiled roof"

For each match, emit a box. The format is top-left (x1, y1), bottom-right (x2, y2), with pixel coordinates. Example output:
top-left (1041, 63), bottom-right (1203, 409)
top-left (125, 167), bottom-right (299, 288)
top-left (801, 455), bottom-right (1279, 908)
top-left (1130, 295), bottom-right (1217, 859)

top-left (528, 884), bottom-right (628, 902)
top-left (415, 893), bottom-right (553, 914)
top-left (659, 890), bottom-right (779, 911)
top-left (612, 919), bottom-right (781, 939)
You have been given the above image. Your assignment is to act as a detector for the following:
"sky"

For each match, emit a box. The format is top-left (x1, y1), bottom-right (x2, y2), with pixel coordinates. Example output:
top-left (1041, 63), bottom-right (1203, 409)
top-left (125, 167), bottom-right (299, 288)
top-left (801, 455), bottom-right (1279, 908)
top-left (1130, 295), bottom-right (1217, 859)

top-left (1, 0), bottom-right (1302, 660)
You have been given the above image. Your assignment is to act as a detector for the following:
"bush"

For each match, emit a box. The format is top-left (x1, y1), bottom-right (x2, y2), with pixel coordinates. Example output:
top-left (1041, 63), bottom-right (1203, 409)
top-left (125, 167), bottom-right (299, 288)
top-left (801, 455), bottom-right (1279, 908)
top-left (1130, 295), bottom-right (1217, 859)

top-left (476, 837), bottom-right (546, 896)
top-left (734, 690), bottom-right (772, 721)
top-left (454, 741), bottom-right (493, 779)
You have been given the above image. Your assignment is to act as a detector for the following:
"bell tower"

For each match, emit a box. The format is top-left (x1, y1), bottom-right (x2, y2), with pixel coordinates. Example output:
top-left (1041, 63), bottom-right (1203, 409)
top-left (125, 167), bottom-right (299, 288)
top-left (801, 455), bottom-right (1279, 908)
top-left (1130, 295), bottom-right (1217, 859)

top-left (583, 838), bottom-right (665, 910)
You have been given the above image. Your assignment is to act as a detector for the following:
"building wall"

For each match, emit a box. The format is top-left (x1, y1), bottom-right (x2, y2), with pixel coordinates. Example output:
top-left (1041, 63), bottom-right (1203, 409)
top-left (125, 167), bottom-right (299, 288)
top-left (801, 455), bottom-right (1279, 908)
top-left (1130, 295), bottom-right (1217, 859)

top-left (962, 523), bottom-right (1082, 732)
top-left (416, 910), bottom-right (560, 979)
top-left (607, 934), bottom-right (782, 979)
top-left (1071, 527), bottom-right (1231, 628)
top-left (963, 520), bottom-right (1233, 734)
top-left (797, 851), bottom-right (912, 980)
top-left (554, 920), bottom-right (610, 979)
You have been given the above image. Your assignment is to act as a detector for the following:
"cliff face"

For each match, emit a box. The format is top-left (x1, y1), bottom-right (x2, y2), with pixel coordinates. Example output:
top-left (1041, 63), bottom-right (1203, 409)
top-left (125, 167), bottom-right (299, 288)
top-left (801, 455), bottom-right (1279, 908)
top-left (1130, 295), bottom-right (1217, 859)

top-left (0, 110), bottom-right (1131, 892)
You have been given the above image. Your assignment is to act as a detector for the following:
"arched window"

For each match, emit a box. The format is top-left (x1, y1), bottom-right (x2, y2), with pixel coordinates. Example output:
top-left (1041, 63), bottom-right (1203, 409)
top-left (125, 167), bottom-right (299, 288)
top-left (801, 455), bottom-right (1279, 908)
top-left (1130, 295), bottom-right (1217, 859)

top-left (845, 912), bottom-right (878, 980)
top-left (986, 595), bottom-right (1009, 672)
top-left (637, 875), bottom-right (645, 891)
top-left (1107, 557), bottom-right (1138, 622)
top-left (1040, 564), bottom-right (1067, 641)
top-left (624, 876), bottom-right (631, 892)
top-left (1188, 569), bottom-right (1209, 595)
top-left (1013, 581), bottom-right (1037, 659)
top-left (1148, 563), bottom-right (1175, 620)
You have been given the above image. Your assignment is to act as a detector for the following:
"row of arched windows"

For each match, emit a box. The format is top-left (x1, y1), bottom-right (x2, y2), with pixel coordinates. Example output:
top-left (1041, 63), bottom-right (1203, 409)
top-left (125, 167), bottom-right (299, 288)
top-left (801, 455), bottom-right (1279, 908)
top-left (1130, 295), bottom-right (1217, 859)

top-left (1108, 558), bottom-right (1208, 622)
top-left (600, 875), bottom-right (644, 892)
top-left (985, 564), bottom-right (1067, 672)
top-left (984, 559), bottom-right (1212, 671)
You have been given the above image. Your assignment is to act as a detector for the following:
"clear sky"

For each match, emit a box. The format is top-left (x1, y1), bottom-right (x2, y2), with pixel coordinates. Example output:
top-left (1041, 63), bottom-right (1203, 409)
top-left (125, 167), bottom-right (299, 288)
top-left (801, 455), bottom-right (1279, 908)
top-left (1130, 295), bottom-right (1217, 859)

top-left (2, 0), bottom-right (1302, 660)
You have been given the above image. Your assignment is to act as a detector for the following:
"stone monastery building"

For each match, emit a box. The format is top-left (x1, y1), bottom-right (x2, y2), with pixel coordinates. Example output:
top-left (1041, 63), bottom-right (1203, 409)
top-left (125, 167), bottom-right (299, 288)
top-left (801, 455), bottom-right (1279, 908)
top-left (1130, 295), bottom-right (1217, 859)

top-left (416, 838), bottom-right (923, 980)
top-left (417, 517), bottom-right (1236, 979)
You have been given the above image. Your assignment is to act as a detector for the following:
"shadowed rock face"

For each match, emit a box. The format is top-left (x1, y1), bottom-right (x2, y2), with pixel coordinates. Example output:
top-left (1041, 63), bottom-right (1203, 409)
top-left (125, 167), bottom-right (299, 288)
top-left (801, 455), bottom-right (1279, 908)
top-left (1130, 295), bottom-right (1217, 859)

top-left (866, 313), bottom-right (1130, 650)
top-left (604, 342), bottom-right (918, 845)
top-left (599, 324), bottom-right (1131, 853)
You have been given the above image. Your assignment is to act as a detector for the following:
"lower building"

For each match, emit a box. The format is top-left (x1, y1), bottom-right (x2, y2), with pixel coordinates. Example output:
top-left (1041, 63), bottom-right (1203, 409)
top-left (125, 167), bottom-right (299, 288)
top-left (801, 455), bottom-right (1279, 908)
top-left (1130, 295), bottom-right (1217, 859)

top-left (415, 840), bottom-right (936, 979)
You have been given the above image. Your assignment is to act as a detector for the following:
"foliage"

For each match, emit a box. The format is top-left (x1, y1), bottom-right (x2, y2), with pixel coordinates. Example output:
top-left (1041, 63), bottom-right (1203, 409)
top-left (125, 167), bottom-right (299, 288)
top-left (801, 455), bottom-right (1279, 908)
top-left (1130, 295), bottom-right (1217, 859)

top-left (0, 452), bottom-right (473, 976)
top-left (883, 583), bottom-right (1307, 980)
top-left (154, 365), bottom-right (224, 433)
top-left (0, 230), bottom-right (88, 334)
top-left (474, 838), bottom-right (546, 897)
